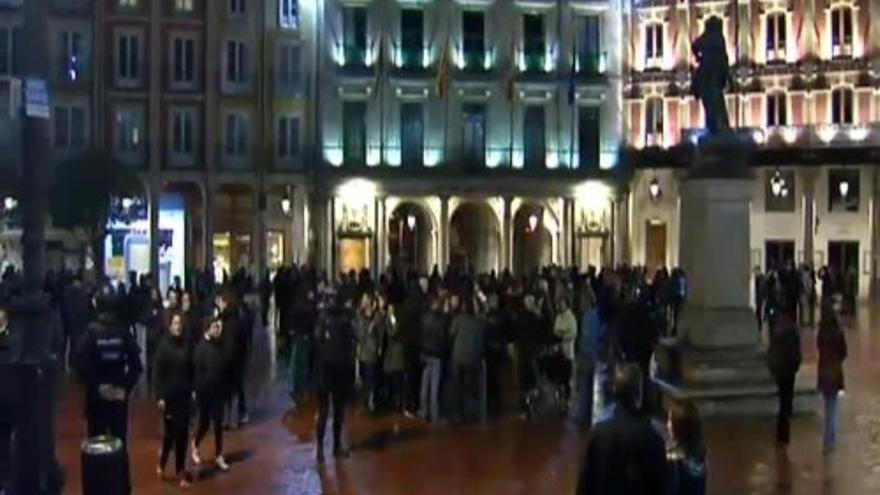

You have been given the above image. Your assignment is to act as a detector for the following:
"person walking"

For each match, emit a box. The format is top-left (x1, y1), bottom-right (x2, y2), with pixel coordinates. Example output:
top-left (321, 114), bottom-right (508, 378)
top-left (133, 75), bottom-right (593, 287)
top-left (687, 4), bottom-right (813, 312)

top-left (576, 364), bottom-right (669, 495)
top-left (191, 319), bottom-right (230, 473)
top-left (666, 400), bottom-right (708, 495)
top-left (154, 313), bottom-right (193, 488)
top-left (354, 294), bottom-right (383, 413)
top-left (314, 293), bottom-right (356, 463)
top-left (817, 302), bottom-right (847, 454)
top-left (767, 313), bottom-right (802, 446)
top-left (449, 297), bottom-right (485, 424)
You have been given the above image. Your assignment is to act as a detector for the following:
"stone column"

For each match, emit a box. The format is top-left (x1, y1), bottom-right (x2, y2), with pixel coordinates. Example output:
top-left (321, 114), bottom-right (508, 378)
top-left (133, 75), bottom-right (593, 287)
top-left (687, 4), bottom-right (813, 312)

top-left (802, 169), bottom-right (817, 267)
top-left (439, 195), bottom-right (450, 271)
top-left (290, 186), bottom-right (304, 264)
top-left (612, 190), bottom-right (631, 265)
top-left (502, 196), bottom-right (513, 271)
top-left (328, 196), bottom-right (337, 274)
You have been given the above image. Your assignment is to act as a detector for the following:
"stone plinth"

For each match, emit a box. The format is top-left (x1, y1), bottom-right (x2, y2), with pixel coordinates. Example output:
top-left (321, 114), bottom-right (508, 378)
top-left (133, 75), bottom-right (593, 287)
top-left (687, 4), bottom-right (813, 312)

top-left (655, 138), bottom-right (817, 417)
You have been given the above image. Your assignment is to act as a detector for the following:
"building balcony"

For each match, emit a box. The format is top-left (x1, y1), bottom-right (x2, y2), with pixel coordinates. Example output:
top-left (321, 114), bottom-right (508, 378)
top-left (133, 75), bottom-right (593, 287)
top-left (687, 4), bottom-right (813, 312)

top-left (680, 123), bottom-right (880, 150)
top-left (323, 143), bottom-right (615, 173)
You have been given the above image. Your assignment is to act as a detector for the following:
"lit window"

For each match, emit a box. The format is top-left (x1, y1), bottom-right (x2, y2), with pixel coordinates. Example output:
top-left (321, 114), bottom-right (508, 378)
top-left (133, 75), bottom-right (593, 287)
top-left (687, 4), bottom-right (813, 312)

top-left (60, 30), bottom-right (85, 82)
top-left (831, 88), bottom-right (854, 125)
top-left (644, 24), bottom-right (664, 69)
top-left (175, 0), bottom-right (194, 12)
top-left (766, 92), bottom-right (787, 127)
top-left (765, 13), bottom-right (786, 62)
top-left (644, 97), bottom-right (664, 146)
top-left (279, 0), bottom-right (298, 29)
top-left (831, 7), bottom-right (853, 58)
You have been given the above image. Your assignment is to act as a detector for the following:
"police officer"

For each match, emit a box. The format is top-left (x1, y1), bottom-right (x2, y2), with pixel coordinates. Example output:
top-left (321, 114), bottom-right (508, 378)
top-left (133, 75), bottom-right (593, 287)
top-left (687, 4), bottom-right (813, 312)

top-left (314, 292), bottom-right (355, 463)
top-left (76, 284), bottom-right (143, 443)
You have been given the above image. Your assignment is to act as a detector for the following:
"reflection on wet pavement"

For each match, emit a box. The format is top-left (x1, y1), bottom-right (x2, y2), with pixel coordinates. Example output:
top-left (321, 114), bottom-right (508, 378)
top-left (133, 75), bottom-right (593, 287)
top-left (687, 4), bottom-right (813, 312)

top-left (54, 304), bottom-right (880, 494)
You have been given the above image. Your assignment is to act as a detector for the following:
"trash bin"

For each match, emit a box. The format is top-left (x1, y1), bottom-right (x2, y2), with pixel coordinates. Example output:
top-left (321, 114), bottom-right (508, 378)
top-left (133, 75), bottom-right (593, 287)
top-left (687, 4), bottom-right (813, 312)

top-left (81, 436), bottom-right (129, 495)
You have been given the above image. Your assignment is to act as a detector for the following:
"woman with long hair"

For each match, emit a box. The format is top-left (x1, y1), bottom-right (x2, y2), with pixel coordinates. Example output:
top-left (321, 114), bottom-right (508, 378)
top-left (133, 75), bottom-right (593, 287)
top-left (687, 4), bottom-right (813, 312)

top-left (154, 312), bottom-right (193, 489)
top-left (666, 400), bottom-right (708, 495)
top-left (817, 301), bottom-right (847, 453)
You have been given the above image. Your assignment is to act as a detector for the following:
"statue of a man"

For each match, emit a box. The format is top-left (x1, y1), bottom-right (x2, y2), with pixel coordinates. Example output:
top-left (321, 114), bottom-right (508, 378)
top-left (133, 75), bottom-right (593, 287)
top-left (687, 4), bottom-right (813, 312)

top-left (691, 17), bottom-right (731, 135)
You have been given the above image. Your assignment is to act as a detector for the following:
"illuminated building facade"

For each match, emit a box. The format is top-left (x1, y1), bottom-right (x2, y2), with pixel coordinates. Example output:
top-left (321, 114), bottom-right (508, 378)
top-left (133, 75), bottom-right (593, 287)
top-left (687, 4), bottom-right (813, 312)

top-left (624, 0), bottom-right (880, 296)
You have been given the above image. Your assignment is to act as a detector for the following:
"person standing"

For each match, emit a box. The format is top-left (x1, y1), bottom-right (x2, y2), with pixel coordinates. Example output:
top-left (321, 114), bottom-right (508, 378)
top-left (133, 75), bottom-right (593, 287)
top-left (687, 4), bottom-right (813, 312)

top-left (0, 304), bottom-right (21, 490)
top-left (313, 294), bottom-right (356, 463)
top-left (399, 279), bottom-right (428, 415)
top-left (420, 296), bottom-right (448, 423)
top-left (76, 285), bottom-right (143, 443)
top-left (754, 269), bottom-right (766, 334)
top-left (767, 314), bottom-right (802, 446)
top-left (576, 364), bottom-right (669, 495)
top-left (191, 319), bottom-right (230, 472)
top-left (216, 289), bottom-right (248, 428)
top-left (380, 295), bottom-right (405, 412)
top-left (553, 297), bottom-right (578, 407)
top-left (154, 313), bottom-right (193, 488)
top-left (449, 297), bottom-right (485, 424)
top-left (354, 294), bottom-right (382, 413)
top-left (817, 302), bottom-right (847, 454)
top-left (574, 289), bottom-right (600, 427)
top-left (666, 400), bottom-right (708, 495)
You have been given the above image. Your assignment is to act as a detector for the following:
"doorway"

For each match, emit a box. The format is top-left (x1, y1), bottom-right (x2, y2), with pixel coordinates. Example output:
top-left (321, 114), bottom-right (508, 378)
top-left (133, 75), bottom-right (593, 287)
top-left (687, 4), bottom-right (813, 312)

top-left (576, 234), bottom-right (607, 269)
top-left (828, 241), bottom-right (859, 276)
top-left (645, 220), bottom-right (667, 271)
top-left (765, 240), bottom-right (795, 271)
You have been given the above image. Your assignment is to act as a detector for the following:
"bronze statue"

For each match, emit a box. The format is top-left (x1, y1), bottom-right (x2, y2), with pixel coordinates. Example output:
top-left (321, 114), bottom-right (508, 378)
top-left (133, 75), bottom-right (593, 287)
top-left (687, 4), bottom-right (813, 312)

top-left (691, 17), bottom-right (731, 135)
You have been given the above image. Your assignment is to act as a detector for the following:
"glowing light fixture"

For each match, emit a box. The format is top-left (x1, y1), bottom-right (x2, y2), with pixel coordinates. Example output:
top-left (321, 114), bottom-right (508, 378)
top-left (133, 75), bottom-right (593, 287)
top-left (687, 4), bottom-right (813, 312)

top-left (648, 178), bottom-right (662, 201)
top-left (770, 170), bottom-right (788, 198)
top-left (281, 190), bottom-right (292, 215)
top-left (406, 214), bottom-right (416, 231)
top-left (780, 126), bottom-right (800, 144)
top-left (848, 125), bottom-right (870, 142)
top-left (817, 125), bottom-right (838, 144)
top-left (3, 197), bottom-right (17, 212)
top-left (528, 214), bottom-right (539, 233)
top-left (839, 180), bottom-right (850, 199)
top-left (121, 197), bottom-right (134, 210)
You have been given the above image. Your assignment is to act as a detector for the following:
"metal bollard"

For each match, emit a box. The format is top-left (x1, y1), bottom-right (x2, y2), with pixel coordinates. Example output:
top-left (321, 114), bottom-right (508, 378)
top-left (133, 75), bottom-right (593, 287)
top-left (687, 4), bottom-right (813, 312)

top-left (81, 436), bottom-right (129, 495)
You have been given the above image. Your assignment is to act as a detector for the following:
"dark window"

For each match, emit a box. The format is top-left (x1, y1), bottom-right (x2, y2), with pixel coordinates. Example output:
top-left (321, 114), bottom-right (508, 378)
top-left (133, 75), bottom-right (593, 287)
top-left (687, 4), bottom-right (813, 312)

top-left (579, 16), bottom-right (601, 74)
top-left (645, 24), bottom-right (663, 68)
top-left (645, 97), bottom-right (663, 145)
top-left (277, 116), bottom-right (300, 157)
top-left (279, 0), bottom-right (298, 29)
top-left (578, 106), bottom-right (600, 169)
top-left (829, 170), bottom-right (859, 213)
top-left (462, 103), bottom-right (486, 167)
top-left (173, 37), bottom-right (195, 84)
top-left (764, 240), bottom-right (795, 272)
top-left (343, 102), bottom-right (366, 166)
top-left (765, 13), bottom-right (786, 62)
top-left (400, 9), bottom-right (423, 69)
top-left (766, 92), bottom-right (787, 127)
top-left (229, 0), bottom-right (245, 15)
top-left (172, 110), bottom-right (194, 155)
top-left (400, 103), bottom-right (424, 167)
top-left (523, 106), bottom-right (545, 169)
top-left (343, 7), bottom-right (367, 66)
top-left (462, 11), bottom-right (485, 70)
top-left (60, 30), bottom-right (84, 81)
top-left (523, 14), bottom-right (545, 71)
top-left (831, 7), bottom-right (853, 58)
top-left (118, 34), bottom-right (139, 80)
top-left (831, 88), bottom-right (853, 125)
top-left (226, 41), bottom-right (246, 83)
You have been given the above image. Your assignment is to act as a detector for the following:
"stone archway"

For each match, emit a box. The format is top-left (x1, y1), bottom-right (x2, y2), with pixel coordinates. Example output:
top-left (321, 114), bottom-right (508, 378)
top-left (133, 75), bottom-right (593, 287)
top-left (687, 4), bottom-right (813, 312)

top-left (388, 202), bottom-right (434, 276)
top-left (450, 201), bottom-right (500, 275)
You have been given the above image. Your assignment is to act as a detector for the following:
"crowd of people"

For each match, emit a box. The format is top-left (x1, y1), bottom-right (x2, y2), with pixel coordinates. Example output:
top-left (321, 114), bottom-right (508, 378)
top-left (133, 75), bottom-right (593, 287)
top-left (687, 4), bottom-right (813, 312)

top-left (0, 255), bottom-right (856, 493)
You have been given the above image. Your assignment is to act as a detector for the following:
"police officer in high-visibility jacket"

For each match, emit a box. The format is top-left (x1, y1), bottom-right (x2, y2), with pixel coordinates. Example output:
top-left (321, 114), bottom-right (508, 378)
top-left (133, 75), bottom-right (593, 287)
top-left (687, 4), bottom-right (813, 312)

top-left (76, 284), bottom-right (143, 443)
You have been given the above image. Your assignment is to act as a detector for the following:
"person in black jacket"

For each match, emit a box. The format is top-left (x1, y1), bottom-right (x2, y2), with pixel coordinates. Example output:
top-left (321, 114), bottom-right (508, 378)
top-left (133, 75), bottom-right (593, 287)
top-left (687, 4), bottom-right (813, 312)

top-left (191, 318), bottom-right (230, 472)
top-left (154, 312), bottom-right (193, 488)
top-left (216, 289), bottom-right (250, 428)
top-left (420, 295), bottom-right (448, 423)
top-left (576, 363), bottom-right (670, 495)
top-left (313, 294), bottom-right (355, 463)
top-left (76, 285), bottom-right (143, 444)
top-left (767, 313), bottom-right (802, 446)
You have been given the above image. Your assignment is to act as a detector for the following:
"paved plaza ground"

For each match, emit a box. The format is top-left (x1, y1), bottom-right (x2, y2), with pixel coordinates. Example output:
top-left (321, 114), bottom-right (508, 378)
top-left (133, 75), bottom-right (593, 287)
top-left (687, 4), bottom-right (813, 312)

top-left (54, 305), bottom-right (880, 494)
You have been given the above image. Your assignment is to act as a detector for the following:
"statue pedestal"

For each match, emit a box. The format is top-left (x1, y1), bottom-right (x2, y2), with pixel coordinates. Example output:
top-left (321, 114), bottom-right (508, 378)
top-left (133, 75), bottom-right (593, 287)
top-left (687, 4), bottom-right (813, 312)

top-left (655, 141), bottom-right (817, 417)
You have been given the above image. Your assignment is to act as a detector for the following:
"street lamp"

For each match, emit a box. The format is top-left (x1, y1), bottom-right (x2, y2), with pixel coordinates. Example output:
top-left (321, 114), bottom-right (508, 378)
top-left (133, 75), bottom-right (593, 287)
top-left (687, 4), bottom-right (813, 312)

top-left (839, 180), bottom-right (850, 200)
top-left (281, 195), bottom-right (292, 216)
top-left (528, 214), bottom-right (539, 233)
top-left (648, 178), bottom-right (662, 201)
top-left (770, 170), bottom-right (788, 198)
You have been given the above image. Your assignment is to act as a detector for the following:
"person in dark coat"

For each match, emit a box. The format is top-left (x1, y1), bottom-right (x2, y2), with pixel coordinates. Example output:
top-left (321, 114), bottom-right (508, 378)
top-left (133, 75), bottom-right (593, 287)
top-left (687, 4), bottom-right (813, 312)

top-left (76, 286), bottom-right (143, 444)
top-left (216, 289), bottom-right (250, 427)
top-left (153, 312), bottom-right (193, 488)
top-left (576, 363), bottom-right (669, 495)
top-left (449, 297), bottom-right (485, 424)
top-left (666, 400), bottom-right (708, 495)
top-left (515, 294), bottom-right (548, 415)
top-left (313, 294), bottom-right (356, 463)
top-left (191, 318), bottom-right (230, 472)
top-left (143, 287), bottom-right (165, 392)
top-left (0, 304), bottom-right (21, 488)
top-left (817, 302), bottom-right (847, 453)
top-left (767, 313), bottom-right (801, 446)
top-left (398, 280), bottom-right (427, 415)
top-left (420, 296), bottom-right (449, 423)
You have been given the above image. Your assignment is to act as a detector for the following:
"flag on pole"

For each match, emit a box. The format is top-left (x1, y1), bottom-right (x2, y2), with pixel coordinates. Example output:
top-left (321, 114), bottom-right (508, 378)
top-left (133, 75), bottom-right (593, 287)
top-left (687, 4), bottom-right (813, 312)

top-left (373, 34), bottom-right (386, 97)
top-left (505, 37), bottom-right (517, 102)
top-left (436, 39), bottom-right (451, 98)
top-left (567, 39), bottom-right (577, 106)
